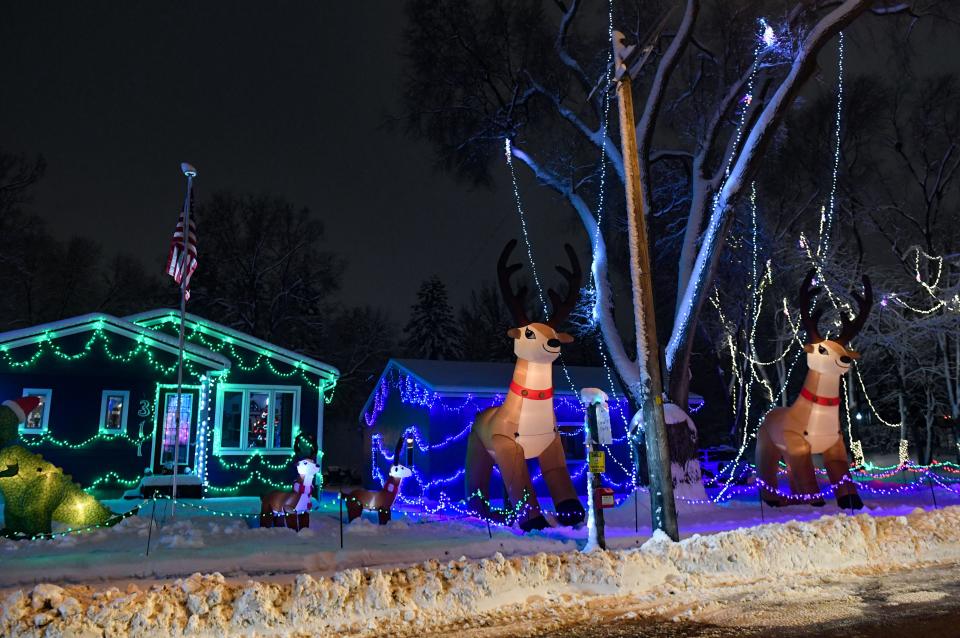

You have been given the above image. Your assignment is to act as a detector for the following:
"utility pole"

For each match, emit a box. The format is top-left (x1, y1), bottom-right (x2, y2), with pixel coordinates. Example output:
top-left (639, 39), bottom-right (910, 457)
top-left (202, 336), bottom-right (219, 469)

top-left (612, 31), bottom-right (679, 541)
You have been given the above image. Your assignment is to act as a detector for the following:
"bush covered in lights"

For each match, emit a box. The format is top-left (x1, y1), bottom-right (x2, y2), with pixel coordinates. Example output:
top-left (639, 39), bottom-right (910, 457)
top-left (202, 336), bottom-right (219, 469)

top-left (0, 408), bottom-right (112, 536)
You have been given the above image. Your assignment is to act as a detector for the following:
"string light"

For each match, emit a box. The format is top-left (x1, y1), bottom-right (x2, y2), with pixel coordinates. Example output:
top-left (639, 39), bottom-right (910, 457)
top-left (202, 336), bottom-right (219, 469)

top-left (0, 504), bottom-right (143, 542)
top-left (0, 328), bottom-right (207, 379)
top-left (666, 18), bottom-right (764, 388)
top-left (145, 316), bottom-right (338, 394)
top-left (21, 429), bottom-right (152, 449)
top-left (819, 30), bottom-right (844, 260)
top-left (504, 138), bottom-right (550, 316)
top-left (503, 48), bottom-right (642, 485)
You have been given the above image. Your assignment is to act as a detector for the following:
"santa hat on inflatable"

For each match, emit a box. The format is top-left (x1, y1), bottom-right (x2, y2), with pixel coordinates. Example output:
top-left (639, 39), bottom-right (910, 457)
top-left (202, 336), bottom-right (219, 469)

top-left (1, 397), bottom-right (41, 427)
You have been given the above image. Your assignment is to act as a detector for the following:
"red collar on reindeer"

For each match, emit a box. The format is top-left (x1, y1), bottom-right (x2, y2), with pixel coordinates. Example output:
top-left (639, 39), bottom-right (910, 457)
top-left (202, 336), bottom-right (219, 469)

top-left (800, 387), bottom-right (841, 406)
top-left (509, 381), bottom-right (554, 400)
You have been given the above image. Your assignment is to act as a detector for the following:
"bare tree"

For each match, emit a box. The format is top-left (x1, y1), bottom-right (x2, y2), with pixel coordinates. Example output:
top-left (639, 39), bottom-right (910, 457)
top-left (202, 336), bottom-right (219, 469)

top-left (400, 0), bottom-right (936, 428)
top-left (189, 192), bottom-right (343, 351)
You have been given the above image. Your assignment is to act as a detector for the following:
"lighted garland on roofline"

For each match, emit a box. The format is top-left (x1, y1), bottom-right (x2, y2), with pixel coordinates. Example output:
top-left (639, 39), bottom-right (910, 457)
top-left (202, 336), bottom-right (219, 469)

top-left (0, 327), bottom-right (206, 379)
top-left (146, 317), bottom-right (337, 396)
top-left (364, 367), bottom-right (673, 443)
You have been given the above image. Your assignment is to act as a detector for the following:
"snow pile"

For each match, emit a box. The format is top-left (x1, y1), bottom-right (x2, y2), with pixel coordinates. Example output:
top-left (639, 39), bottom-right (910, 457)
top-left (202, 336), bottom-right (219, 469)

top-left (4, 506), bottom-right (960, 637)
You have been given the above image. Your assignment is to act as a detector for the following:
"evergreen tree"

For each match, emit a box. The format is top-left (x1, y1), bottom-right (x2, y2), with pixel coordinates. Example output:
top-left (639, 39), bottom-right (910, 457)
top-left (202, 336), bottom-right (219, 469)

top-left (458, 282), bottom-right (513, 362)
top-left (403, 276), bottom-right (463, 360)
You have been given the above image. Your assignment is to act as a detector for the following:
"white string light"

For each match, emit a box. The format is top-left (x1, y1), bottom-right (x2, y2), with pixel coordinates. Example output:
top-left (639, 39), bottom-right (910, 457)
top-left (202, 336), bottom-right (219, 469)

top-left (501, 0), bottom-right (643, 486)
top-left (504, 138), bottom-right (550, 316)
top-left (819, 31), bottom-right (844, 260)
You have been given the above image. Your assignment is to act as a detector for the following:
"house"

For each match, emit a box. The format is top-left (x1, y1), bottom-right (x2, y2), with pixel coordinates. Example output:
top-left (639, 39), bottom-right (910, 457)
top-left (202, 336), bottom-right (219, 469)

top-left (359, 358), bottom-right (706, 505)
top-left (0, 310), bottom-right (339, 497)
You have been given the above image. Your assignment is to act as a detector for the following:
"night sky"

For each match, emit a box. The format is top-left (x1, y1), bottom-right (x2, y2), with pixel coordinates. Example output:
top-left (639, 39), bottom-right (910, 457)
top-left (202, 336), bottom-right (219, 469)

top-left (3, 4), bottom-right (956, 319)
top-left (0, 2), bottom-right (577, 316)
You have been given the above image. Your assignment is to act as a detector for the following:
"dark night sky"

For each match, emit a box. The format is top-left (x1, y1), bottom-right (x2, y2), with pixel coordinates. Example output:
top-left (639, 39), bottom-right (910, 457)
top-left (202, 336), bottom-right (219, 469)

top-left (0, 2), bottom-right (577, 317)
top-left (2, 4), bottom-right (956, 320)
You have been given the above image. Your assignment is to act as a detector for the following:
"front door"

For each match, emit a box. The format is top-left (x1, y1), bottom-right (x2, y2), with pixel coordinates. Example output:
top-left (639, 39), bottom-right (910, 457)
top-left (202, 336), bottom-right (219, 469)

top-left (151, 386), bottom-right (200, 474)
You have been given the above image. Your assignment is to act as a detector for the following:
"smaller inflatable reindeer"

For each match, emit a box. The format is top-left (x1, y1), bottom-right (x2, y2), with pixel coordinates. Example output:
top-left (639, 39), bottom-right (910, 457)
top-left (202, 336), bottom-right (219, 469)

top-left (260, 456), bottom-right (320, 529)
top-left (756, 270), bottom-right (872, 509)
top-left (343, 436), bottom-right (411, 525)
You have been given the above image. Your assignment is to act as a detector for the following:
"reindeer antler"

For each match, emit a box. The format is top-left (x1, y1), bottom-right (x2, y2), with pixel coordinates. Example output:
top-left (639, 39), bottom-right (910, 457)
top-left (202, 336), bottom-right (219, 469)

top-left (546, 244), bottom-right (583, 329)
top-left (498, 240), bottom-right (531, 326)
top-left (835, 275), bottom-right (872, 347)
top-left (393, 436), bottom-right (405, 463)
top-left (798, 269), bottom-right (825, 344)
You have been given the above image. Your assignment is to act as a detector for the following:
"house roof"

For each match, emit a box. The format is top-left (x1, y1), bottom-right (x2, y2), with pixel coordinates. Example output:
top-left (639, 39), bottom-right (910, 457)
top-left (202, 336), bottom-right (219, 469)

top-left (0, 312), bottom-right (231, 371)
top-left (126, 309), bottom-right (339, 380)
top-left (360, 358), bottom-right (705, 421)
top-left (389, 358), bottom-right (628, 395)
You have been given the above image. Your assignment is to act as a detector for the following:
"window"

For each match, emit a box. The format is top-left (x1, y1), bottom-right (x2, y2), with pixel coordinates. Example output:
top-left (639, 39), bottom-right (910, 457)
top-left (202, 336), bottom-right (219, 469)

top-left (558, 422), bottom-right (586, 461)
top-left (216, 385), bottom-right (300, 454)
top-left (20, 389), bottom-right (52, 434)
top-left (99, 390), bottom-right (130, 434)
top-left (160, 392), bottom-right (193, 467)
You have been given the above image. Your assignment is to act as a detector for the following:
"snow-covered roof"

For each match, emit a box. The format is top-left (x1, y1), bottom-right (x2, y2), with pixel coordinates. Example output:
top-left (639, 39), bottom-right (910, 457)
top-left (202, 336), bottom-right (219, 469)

top-left (126, 309), bottom-right (339, 381)
top-left (0, 312), bottom-right (230, 371)
top-left (360, 358), bottom-right (705, 420)
top-left (388, 358), bottom-right (627, 396)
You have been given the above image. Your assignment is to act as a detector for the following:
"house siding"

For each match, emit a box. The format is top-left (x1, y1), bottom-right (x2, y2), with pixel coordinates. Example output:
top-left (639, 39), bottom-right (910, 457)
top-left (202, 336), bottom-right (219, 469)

top-left (0, 314), bottom-right (338, 498)
top-left (138, 323), bottom-right (328, 494)
top-left (0, 331), bottom-right (204, 489)
top-left (366, 391), bottom-right (632, 504)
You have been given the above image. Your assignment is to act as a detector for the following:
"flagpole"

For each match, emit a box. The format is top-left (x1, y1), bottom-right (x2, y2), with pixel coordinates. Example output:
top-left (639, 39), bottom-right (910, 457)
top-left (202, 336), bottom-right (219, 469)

top-left (171, 162), bottom-right (197, 517)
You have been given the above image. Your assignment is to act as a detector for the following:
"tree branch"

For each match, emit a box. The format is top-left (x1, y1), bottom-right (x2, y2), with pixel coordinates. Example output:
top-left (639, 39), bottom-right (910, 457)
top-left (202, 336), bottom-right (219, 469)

top-left (552, 0), bottom-right (592, 92)
top-left (510, 144), bottom-right (639, 391)
top-left (665, 0), bottom-right (874, 404)
top-left (636, 0), bottom-right (699, 221)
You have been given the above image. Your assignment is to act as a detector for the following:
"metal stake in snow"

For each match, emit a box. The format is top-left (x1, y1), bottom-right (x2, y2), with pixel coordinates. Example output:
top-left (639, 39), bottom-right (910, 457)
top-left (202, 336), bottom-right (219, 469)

top-left (581, 388), bottom-right (611, 552)
top-left (171, 162), bottom-right (197, 517)
top-left (613, 31), bottom-right (679, 541)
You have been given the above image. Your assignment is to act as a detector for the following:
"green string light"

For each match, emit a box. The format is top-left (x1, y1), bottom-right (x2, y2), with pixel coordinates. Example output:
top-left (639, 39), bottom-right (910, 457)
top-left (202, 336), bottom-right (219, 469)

top-left (0, 502), bottom-right (144, 542)
top-left (147, 317), bottom-right (338, 394)
top-left (203, 470), bottom-right (298, 494)
top-left (214, 453), bottom-right (298, 471)
top-left (0, 328), bottom-right (206, 379)
top-left (21, 429), bottom-right (152, 449)
top-left (2, 320), bottom-right (336, 497)
top-left (83, 472), bottom-right (142, 491)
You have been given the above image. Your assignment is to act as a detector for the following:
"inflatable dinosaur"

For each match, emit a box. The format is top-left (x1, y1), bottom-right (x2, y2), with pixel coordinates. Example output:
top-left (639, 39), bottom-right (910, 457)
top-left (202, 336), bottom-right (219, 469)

top-left (0, 398), bottom-right (113, 536)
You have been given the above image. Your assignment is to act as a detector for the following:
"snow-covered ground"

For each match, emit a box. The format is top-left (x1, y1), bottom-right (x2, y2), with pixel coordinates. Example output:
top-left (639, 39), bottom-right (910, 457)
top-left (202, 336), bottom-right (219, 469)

top-left (3, 501), bottom-right (960, 637)
top-left (1, 483), bottom-right (957, 591)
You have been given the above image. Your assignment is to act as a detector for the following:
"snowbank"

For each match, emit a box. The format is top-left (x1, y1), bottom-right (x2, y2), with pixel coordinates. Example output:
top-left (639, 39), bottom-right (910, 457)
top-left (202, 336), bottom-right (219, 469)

top-left (3, 506), bottom-right (960, 637)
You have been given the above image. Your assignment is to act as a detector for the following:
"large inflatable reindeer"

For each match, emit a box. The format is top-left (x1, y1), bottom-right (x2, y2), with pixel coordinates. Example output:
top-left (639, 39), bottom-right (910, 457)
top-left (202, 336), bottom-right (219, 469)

top-left (756, 270), bottom-right (872, 509)
top-left (465, 240), bottom-right (586, 532)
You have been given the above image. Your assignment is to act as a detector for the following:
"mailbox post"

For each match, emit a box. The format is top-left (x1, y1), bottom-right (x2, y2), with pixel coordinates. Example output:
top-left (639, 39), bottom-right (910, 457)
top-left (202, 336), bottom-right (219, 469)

top-left (581, 388), bottom-right (613, 551)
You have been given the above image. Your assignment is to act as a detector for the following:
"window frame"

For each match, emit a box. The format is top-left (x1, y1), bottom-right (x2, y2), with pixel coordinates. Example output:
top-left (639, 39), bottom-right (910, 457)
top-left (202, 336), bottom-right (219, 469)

top-left (19, 388), bottom-right (52, 435)
top-left (160, 391), bottom-right (195, 467)
top-left (214, 384), bottom-right (301, 456)
top-left (98, 390), bottom-right (131, 434)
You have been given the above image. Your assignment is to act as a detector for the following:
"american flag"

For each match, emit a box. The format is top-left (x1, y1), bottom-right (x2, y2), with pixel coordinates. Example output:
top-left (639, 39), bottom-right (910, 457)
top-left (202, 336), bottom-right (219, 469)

top-left (166, 209), bottom-right (198, 301)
